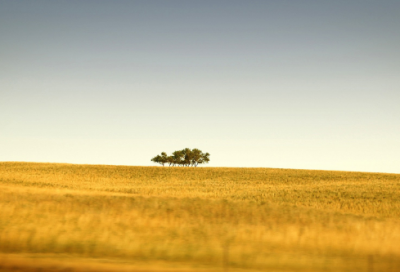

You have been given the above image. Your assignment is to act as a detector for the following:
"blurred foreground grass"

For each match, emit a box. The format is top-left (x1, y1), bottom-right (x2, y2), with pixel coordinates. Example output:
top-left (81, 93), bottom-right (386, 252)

top-left (0, 162), bottom-right (400, 271)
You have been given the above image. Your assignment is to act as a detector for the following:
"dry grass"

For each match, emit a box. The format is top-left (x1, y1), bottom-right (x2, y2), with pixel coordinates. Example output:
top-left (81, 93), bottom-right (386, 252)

top-left (1, 162), bottom-right (400, 271)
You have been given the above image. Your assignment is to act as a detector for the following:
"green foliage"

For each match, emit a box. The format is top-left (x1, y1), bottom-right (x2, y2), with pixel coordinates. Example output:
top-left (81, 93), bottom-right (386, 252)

top-left (151, 152), bottom-right (169, 166)
top-left (151, 148), bottom-right (210, 167)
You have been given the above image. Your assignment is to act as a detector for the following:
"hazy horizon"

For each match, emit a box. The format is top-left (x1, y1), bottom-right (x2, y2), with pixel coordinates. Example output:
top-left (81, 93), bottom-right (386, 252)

top-left (1, 1), bottom-right (400, 173)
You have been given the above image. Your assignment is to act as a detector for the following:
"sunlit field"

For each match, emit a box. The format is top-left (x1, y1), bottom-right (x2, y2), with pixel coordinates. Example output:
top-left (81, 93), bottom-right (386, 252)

top-left (1, 162), bottom-right (399, 272)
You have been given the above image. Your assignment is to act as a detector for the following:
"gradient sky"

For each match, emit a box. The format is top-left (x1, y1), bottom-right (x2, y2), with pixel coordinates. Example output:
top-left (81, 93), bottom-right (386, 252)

top-left (1, 1), bottom-right (400, 173)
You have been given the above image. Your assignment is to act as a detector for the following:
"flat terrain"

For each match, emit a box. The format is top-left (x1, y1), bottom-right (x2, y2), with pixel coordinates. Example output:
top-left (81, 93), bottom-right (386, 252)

top-left (0, 162), bottom-right (399, 271)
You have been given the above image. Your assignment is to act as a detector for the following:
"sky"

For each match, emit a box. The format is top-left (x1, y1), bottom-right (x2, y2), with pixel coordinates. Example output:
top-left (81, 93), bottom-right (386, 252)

top-left (1, 1), bottom-right (400, 173)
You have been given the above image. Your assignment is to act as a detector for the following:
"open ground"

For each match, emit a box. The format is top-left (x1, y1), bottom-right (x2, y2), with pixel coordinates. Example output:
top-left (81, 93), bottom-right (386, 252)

top-left (0, 162), bottom-right (399, 271)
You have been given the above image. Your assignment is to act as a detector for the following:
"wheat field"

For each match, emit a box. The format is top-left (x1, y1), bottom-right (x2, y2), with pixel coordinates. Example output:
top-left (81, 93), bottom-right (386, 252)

top-left (0, 162), bottom-right (399, 271)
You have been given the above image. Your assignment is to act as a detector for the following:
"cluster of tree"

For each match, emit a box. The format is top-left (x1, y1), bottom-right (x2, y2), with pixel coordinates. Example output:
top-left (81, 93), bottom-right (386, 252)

top-left (151, 148), bottom-right (210, 167)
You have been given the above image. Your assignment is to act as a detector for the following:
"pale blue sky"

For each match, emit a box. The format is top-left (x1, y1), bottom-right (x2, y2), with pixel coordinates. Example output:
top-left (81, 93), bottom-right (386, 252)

top-left (1, 1), bottom-right (399, 173)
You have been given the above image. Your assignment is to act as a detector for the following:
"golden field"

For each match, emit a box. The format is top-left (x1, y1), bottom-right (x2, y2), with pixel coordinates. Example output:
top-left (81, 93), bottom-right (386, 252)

top-left (0, 162), bottom-right (399, 272)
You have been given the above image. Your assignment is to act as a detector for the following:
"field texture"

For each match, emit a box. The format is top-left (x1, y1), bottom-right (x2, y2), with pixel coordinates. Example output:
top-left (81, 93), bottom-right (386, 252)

top-left (0, 162), bottom-right (400, 272)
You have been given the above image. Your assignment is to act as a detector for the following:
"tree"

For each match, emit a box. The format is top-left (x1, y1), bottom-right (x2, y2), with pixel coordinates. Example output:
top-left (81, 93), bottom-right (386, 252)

top-left (171, 150), bottom-right (184, 166)
top-left (151, 148), bottom-right (210, 167)
top-left (151, 155), bottom-right (162, 166)
top-left (151, 152), bottom-right (168, 166)
top-left (191, 148), bottom-right (203, 167)
top-left (201, 152), bottom-right (210, 165)
top-left (167, 156), bottom-right (174, 166)
top-left (160, 152), bottom-right (168, 166)
top-left (182, 148), bottom-right (193, 167)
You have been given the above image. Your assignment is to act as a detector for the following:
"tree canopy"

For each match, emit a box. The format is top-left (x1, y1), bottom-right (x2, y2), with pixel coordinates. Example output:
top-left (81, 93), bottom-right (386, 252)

top-left (151, 148), bottom-right (210, 167)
